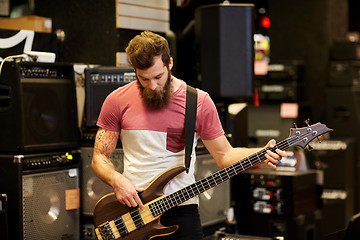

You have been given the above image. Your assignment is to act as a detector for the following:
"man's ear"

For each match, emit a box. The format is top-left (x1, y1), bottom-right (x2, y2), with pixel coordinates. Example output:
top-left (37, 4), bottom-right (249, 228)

top-left (169, 57), bottom-right (174, 70)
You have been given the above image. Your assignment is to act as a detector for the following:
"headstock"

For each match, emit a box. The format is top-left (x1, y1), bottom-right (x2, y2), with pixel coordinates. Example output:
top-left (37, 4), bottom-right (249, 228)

top-left (288, 122), bottom-right (333, 149)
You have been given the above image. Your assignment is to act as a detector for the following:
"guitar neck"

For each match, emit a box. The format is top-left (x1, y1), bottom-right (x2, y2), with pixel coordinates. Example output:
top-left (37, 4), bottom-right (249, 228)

top-left (149, 137), bottom-right (293, 216)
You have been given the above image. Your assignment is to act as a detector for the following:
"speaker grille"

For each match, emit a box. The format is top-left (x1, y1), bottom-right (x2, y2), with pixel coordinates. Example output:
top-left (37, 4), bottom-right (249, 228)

top-left (22, 168), bottom-right (80, 240)
top-left (81, 147), bottom-right (124, 215)
top-left (195, 153), bottom-right (230, 227)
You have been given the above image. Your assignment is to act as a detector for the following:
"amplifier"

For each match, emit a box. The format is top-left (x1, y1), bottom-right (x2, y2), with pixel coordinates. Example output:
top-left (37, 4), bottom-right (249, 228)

top-left (305, 139), bottom-right (356, 190)
top-left (0, 61), bottom-right (79, 154)
top-left (331, 41), bottom-right (360, 60)
top-left (0, 151), bottom-right (80, 240)
top-left (232, 169), bottom-right (318, 217)
top-left (328, 61), bottom-right (360, 86)
top-left (236, 210), bottom-right (323, 240)
top-left (254, 61), bottom-right (304, 103)
top-left (85, 66), bottom-right (135, 127)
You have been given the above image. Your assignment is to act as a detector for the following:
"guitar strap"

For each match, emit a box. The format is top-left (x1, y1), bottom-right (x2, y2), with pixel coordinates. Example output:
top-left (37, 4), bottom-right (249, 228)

top-left (185, 85), bottom-right (197, 174)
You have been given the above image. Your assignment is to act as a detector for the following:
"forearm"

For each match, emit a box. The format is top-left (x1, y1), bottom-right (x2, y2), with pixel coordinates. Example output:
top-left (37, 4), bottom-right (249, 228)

top-left (220, 146), bottom-right (263, 168)
top-left (203, 135), bottom-right (283, 169)
top-left (91, 128), bottom-right (120, 187)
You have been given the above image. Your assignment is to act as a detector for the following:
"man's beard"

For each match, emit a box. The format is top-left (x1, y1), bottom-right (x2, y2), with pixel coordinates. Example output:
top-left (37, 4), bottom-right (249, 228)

top-left (137, 73), bottom-right (173, 110)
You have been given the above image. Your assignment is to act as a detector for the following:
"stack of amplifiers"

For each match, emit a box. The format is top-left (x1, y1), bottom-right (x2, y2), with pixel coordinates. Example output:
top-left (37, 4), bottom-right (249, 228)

top-left (232, 169), bottom-right (318, 217)
top-left (254, 61), bottom-right (304, 103)
top-left (84, 66), bottom-right (135, 128)
top-left (0, 61), bottom-right (79, 153)
top-left (305, 139), bottom-right (356, 236)
top-left (0, 150), bottom-right (80, 240)
top-left (232, 169), bottom-right (320, 239)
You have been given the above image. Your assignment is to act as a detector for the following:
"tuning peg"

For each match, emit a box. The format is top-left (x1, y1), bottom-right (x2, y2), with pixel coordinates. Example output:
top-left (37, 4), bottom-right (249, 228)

top-left (307, 144), bottom-right (314, 151)
top-left (293, 122), bottom-right (298, 128)
top-left (304, 118), bottom-right (310, 126)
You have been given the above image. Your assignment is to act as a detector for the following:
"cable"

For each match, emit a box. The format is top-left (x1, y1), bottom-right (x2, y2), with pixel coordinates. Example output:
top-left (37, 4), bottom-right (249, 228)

top-left (0, 54), bottom-right (27, 79)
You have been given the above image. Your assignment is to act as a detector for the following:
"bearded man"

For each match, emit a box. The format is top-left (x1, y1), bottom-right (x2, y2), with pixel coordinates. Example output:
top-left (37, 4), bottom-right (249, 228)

top-left (92, 31), bottom-right (285, 239)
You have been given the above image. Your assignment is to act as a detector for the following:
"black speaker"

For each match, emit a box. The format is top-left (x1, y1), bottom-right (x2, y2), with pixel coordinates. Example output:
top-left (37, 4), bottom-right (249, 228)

top-left (325, 87), bottom-right (360, 144)
top-left (328, 61), bottom-right (360, 86)
top-left (0, 151), bottom-right (80, 240)
top-left (247, 105), bottom-right (297, 147)
top-left (0, 194), bottom-right (9, 240)
top-left (195, 3), bottom-right (254, 98)
top-left (84, 67), bottom-right (135, 127)
top-left (0, 61), bottom-right (79, 154)
top-left (321, 189), bottom-right (356, 236)
top-left (195, 153), bottom-right (230, 227)
top-left (80, 146), bottom-right (124, 216)
top-left (235, 210), bottom-right (323, 240)
top-left (306, 139), bottom-right (356, 190)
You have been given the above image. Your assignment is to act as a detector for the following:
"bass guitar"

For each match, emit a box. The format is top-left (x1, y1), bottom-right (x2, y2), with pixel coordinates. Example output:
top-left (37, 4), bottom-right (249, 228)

top-left (93, 122), bottom-right (332, 240)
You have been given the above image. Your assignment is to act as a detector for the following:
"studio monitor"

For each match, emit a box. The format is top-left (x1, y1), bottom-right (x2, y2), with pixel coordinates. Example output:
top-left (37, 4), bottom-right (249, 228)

top-left (195, 3), bottom-right (254, 98)
top-left (0, 61), bottom-right (79, 154)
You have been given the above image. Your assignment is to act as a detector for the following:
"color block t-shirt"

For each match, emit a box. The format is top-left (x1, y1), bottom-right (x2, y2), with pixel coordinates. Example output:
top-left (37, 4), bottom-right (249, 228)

top-left (97, 80), bottom-right (224, 205)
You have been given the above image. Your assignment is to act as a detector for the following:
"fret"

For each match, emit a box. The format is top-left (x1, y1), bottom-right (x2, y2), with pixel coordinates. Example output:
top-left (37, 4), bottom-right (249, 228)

top-left (212, 173), bottom-right (219, 185)
top-left (164, 196), bottom-right (172, 210)
top-left (189, 185), bottom-right (196, 198)
top-left (130, 209), bottom-right (144, 230)
top-left (180, 188), bottom-right (186, 201)
top-left (256, 152), bottom-right (261, 164)
top-left (240, 161), bottom-right (245, 171)
top-left (194, 182), bottom-right (201, 194)
top-left (224, 169), bottom-right (230, 179)
top-left (231, 165), bottom-right (237, 175)
top-left (109, 220), bottom-right (121, 239)
top-left (247, 157), bottom-right (252, 167)
top-left (114, 216), bottom-right (128, 237)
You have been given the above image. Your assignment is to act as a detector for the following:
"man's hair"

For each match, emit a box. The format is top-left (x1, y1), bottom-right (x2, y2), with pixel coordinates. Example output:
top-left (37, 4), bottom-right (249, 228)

top-left (125, 31), bottom-right (171, 69)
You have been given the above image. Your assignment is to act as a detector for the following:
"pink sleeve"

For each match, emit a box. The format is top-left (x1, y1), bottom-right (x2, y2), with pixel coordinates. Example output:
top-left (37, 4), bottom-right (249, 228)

top-left (96, 92), bottom-right (122, 132)
top-left (196, 93), bottom-right (225, 140)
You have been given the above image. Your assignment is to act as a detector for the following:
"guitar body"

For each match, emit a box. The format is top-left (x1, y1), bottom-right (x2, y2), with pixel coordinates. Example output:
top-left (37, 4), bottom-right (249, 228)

top-left (93, 166), bottom-right (186, 240)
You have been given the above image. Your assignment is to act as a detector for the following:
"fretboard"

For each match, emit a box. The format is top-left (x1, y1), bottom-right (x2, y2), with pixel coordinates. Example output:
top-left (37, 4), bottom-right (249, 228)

top-left (149, 136), bottom-right (295, 217)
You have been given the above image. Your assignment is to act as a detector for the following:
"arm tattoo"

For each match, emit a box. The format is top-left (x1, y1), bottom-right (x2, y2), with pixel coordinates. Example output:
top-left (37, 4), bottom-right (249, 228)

top-left (94, 128), bottom-right (119, 160)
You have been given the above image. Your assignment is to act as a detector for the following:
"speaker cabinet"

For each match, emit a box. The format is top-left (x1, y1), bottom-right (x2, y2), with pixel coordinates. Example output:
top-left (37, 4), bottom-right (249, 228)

top-left (195, 153), bottom-right (230, 227)
top-left (306, 139), bottom-right (356, 190)
top-left (235, 210), bottom-right (323, 240)
top-left (195, 3), bottom-right (254, 98)
top-left (0, 151), bottom-right (80, 240)
top-left (0, 61), bottom-right (79, 154)
top-left (81, 147), bottom-right (124, 216)
top-left (325, 87), bottom-right (360, 142)
top-left (84, 67), bottom-right (135, 127)
top-left (247, 105), bottom-right (297, 147)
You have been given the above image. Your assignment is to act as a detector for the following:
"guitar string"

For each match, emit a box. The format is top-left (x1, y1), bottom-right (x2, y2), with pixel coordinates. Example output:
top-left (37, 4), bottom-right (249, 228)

top-left (108, 129), bottom-right (318, 236)
top-left (110, 135), bottom-right (297, 235)
top-left (111, 134), bottom-right (300, 234)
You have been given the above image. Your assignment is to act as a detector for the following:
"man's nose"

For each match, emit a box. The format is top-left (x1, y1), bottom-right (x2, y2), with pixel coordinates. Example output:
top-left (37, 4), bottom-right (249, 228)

top-left (148, 80), bottom-right (158, 90)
